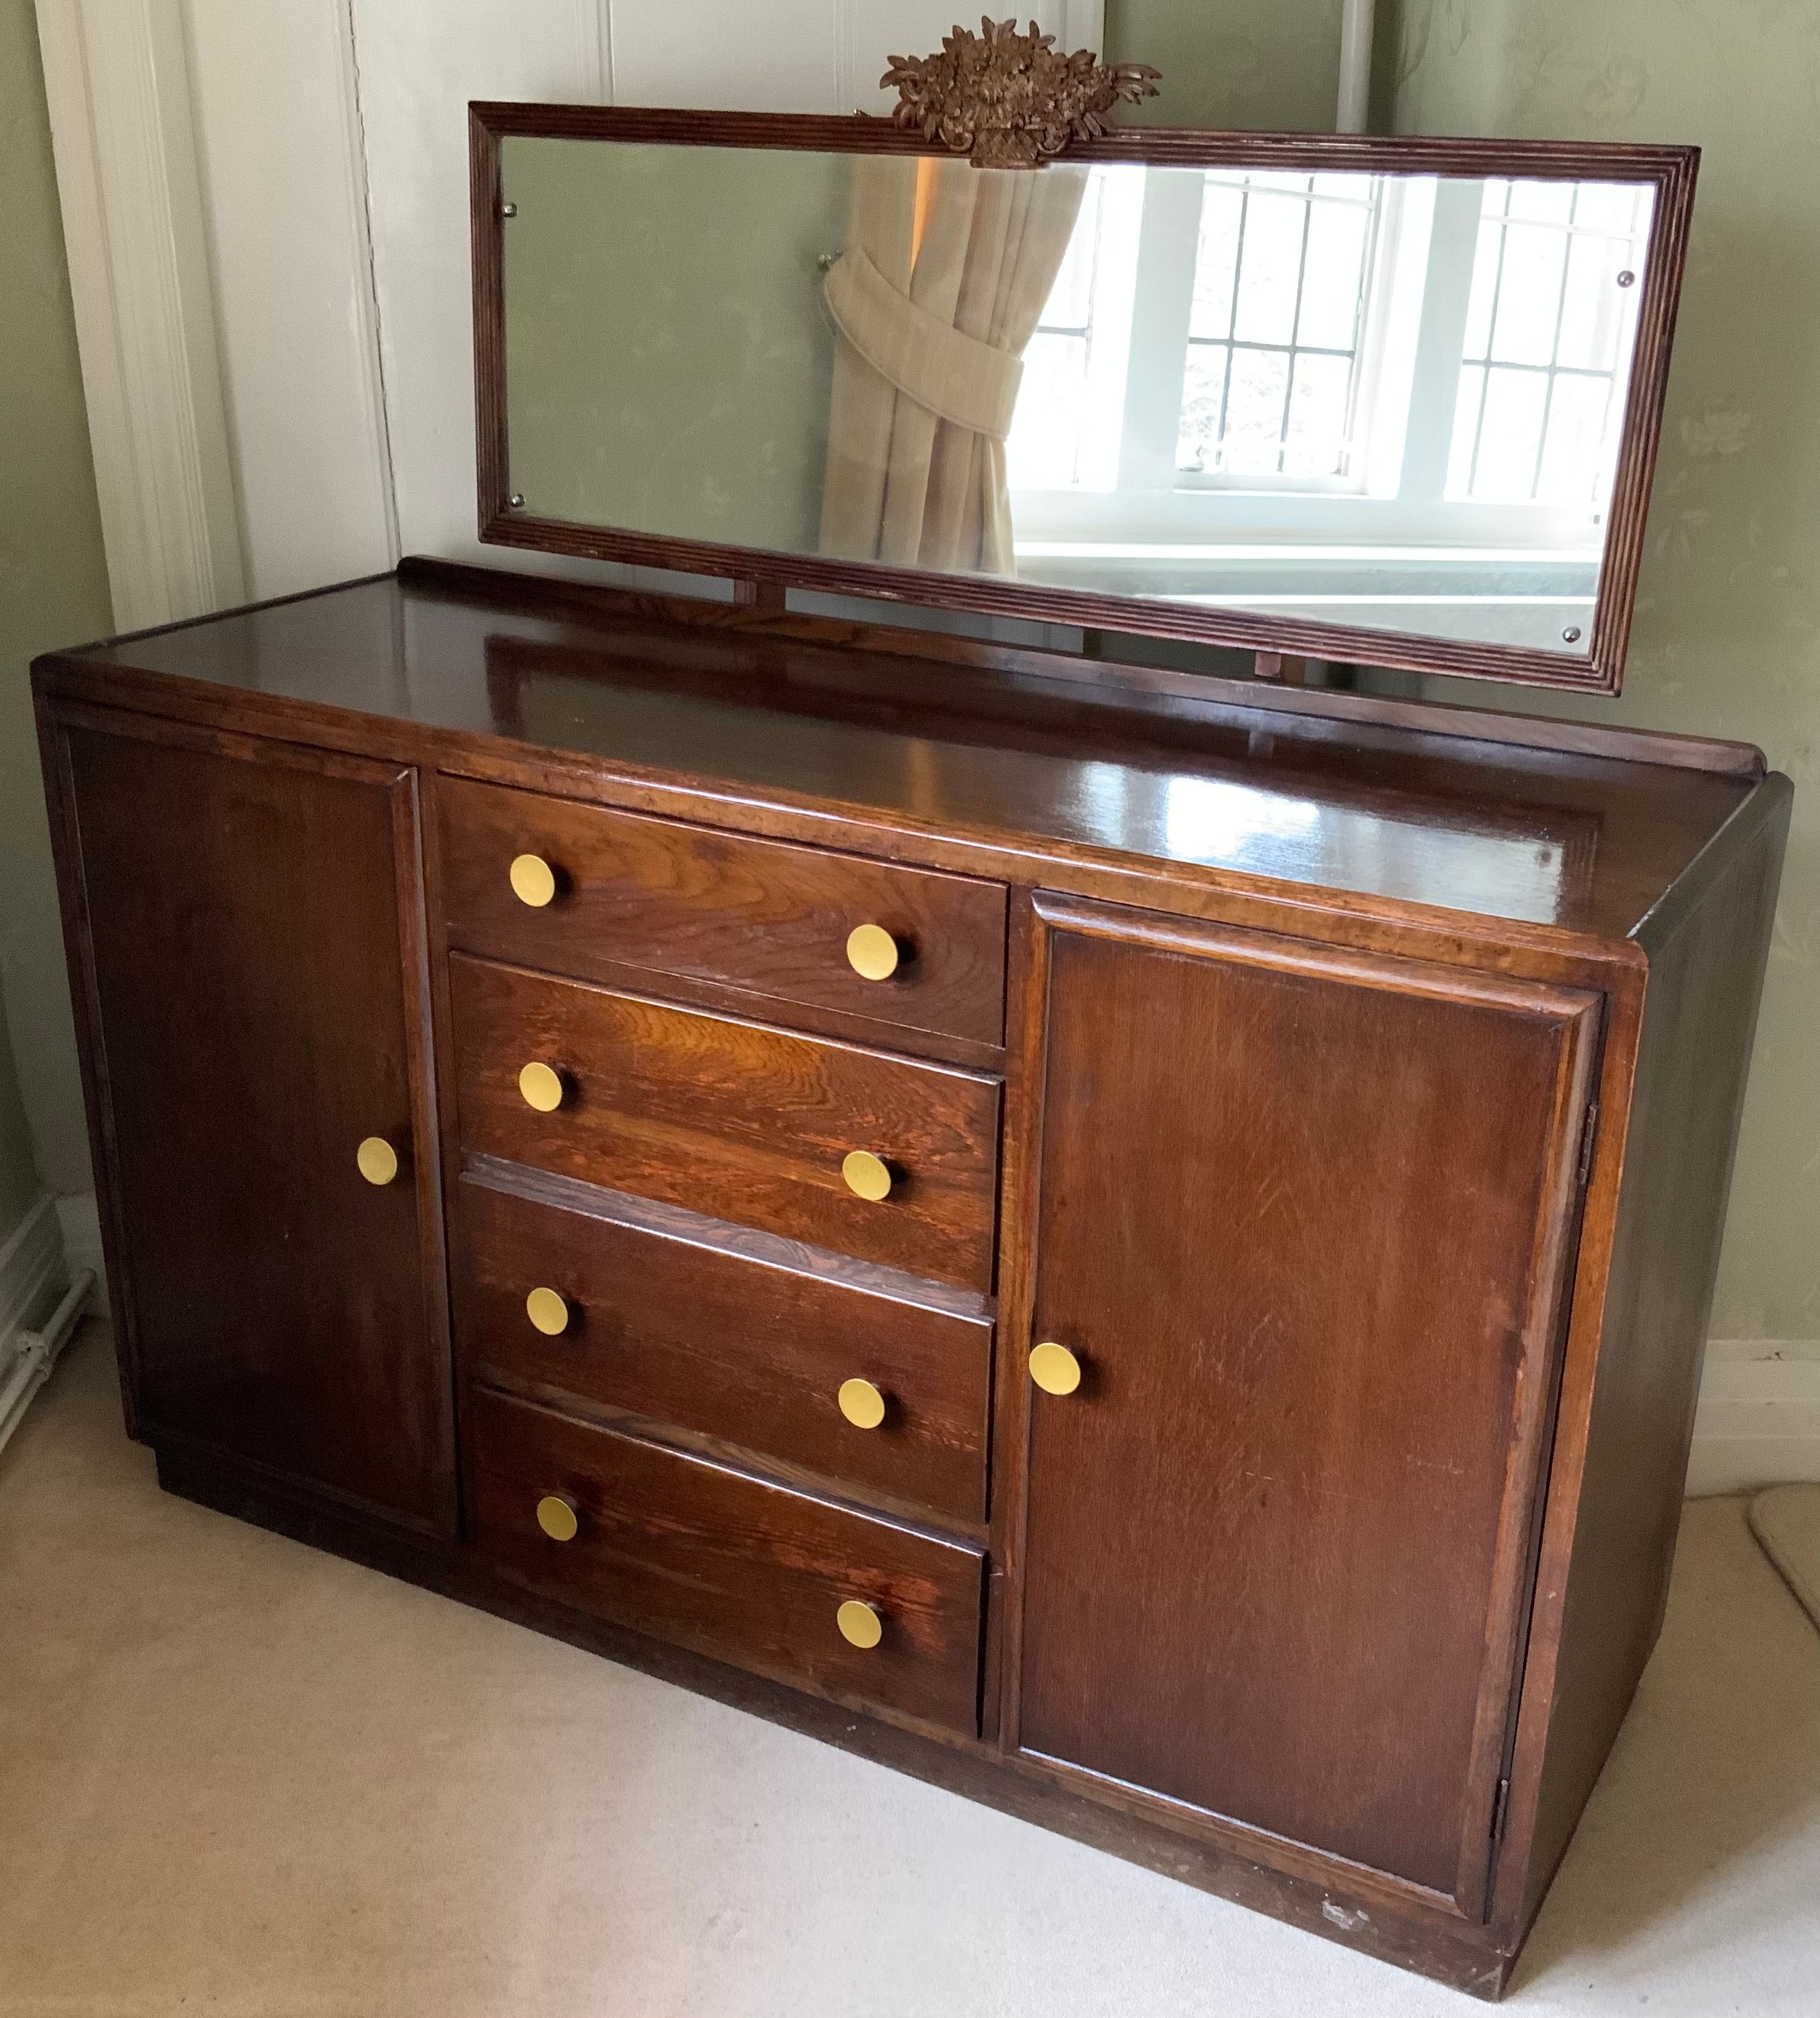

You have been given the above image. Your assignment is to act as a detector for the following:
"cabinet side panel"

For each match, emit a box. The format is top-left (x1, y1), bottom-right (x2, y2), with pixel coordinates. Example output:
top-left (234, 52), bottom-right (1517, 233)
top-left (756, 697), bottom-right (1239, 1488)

top-left (1516, 783), bottom-right (1791, 1926)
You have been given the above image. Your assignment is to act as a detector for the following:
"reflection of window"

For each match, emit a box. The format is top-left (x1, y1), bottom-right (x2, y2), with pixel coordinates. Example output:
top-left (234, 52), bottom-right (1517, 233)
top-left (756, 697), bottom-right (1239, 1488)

top-left (1012, 178), bottom-right (1100, 489)
top-left (1447, 180), bottom-right (1648, 505)
top-left (1177, 172), bottom-right (1383, 481)
top-left (1003, 165), bottom-right (1655, 652)
top-left (1007, 167), bottom-right (1143, 493)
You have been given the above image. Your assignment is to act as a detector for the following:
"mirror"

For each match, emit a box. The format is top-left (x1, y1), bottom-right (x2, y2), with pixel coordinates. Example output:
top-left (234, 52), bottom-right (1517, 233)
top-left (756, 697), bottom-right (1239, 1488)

top-left (475, 109), bottom-right (1695, 694)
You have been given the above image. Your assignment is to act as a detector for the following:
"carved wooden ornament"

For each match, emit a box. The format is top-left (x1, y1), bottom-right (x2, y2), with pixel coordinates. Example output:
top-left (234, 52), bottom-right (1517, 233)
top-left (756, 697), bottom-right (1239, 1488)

top-left (882, 17), bottom-right (1161, 169)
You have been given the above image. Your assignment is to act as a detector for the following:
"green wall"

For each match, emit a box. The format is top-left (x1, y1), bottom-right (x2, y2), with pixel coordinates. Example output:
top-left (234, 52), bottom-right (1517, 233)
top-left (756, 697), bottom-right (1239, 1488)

top-left (1108, 1), bottom-right (1818, 1341)
top-left (0, 0), bottom-right (113, 1230)
top-left (1106, 0), bottom-right (1345, 130)
top-left (0, 1000), bottom-right (39, 1242)
top-left (1381, 0), bottom-right (1819, 1343)
top-left (503, 138), bottom-right (847, 553)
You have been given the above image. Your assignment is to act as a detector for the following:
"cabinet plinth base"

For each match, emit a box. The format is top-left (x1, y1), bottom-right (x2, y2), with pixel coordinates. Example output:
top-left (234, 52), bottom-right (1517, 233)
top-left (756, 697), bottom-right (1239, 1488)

top-left (151, 1439), bottom-right (1521, 2001)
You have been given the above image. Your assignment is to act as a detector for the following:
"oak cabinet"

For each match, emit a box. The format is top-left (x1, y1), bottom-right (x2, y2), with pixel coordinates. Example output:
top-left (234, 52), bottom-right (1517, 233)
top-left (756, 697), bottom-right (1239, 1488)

top-left (33, 561), bottom-right (1789, 1998)
top-left (51, 715), bottom-right (452, 1534)
top-left (1016, 899), bottom-right (1599, 1914)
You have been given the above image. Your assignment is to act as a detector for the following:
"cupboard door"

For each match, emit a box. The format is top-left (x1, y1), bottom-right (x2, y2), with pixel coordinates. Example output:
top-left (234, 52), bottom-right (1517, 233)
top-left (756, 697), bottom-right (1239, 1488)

top-left (57, 714), bottom-right (452, 1534)
top-left (1015, 898), bottom-right (1599, 1914)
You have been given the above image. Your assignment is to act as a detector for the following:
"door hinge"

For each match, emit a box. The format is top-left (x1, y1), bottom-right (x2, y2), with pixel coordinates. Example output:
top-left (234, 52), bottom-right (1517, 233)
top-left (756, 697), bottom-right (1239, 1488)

top-left (1491, 1775), bottom-right (1512, 1845)
top-left (1576, 1101), bottom-right (1600, 1190)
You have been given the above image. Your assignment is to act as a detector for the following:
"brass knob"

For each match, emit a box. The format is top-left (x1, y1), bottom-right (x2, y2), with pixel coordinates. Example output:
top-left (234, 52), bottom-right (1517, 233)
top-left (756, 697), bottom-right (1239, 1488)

top-left (838, 1377), bottom-right (886, 1430)
top-left (536, 1494), bottom-right (579, 1542)
top-left (842, 1150), bottom-right (893, 1201)
top-left (836, 1598), bottom-right (882, 1649)
top-left (1029, 1341), bottom-right (1082, 1396)
top-left (525, 1286), bottom-right (571, 1336)
top-left (846, 922), bottom-right (903, 981)
top-left (510, 852), bottom-right (557, 907)
top-left (356, 1136), bottom-right (399, 1186)
top-left (519, 1061), bottom-right (566, 1112)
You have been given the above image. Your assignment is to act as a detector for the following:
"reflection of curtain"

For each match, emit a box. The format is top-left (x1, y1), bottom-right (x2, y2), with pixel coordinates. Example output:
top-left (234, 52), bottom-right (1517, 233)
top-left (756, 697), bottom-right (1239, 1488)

top-left (818, 157), bottom-right (1087, 574)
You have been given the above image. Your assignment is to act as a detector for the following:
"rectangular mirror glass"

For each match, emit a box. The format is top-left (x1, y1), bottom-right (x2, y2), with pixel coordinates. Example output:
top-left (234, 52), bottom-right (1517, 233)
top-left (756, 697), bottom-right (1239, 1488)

top-left (477, 111), bottom-right (1695, 693)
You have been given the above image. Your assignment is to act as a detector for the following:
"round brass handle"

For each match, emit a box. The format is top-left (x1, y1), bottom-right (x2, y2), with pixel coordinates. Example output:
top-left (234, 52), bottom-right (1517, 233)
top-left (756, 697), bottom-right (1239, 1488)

top-left (842, 1150), bottom-right (893, 1201)
top-left (519, 1061), bottom-right (566, 1112)
top-left (836, 1598), bottom-right (883, 1649)
top-left (838, 1377), bottom-right (887, 1430)
top-left (845, 922), bottom-right (903, 981)
top-left (510, 852), bottom-right (557, 907)
top-left (1029, 1341), bottom-right (1082, 1396)
top-left (525, 1286), bottom-right (571, 1337)
top-left (536, 1494), bottom-right (579, 1542)
top-left (356, 1136), bottom-right (399, 1187)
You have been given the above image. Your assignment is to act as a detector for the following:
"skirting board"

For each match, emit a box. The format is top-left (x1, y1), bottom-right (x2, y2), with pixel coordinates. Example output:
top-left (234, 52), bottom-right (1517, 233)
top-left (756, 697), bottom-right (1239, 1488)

top-left (1686, 1340), bottom-right (1820, 1497)
top-left (55, 1192), bottom-right (110, 1317)
top-left (0, 1196), bottom-right (66, 1353)
top-left (0, 1195), bottom-right (70, 1450)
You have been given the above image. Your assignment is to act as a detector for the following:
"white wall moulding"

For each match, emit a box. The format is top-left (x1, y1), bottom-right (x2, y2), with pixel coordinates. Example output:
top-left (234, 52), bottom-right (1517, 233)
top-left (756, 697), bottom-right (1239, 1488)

top-left (33, 0), bottom-right (245, 632)
top-left (1687, 1340), bottom-right (1820, 1497)
top-left (55, 1191), bottom-right (108, 1318)
top-left (0, 1195), bottom-right (92, 1457)
top-left (613, 0), bottom-right (838, 111)
top-left (0, 1198), bottom-right (63, 1365)
top-left (575, 0), bottom-right (612, 103)
top-left (352, 0), bottom-right (622, 566)
top-left (182, 0), bottom-right (399, 599)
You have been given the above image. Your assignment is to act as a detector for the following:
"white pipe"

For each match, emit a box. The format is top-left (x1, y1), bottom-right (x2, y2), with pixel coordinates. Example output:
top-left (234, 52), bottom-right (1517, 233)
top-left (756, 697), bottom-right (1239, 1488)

top-left (0, 1270), bottom-right (95, 1455)
top-left (1337, 0), bottom-right (1377, 133)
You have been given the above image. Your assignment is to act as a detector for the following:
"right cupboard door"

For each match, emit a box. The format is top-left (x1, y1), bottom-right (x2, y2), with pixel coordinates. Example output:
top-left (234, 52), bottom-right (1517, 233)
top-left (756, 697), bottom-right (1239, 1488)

top-left (1016, 897), bottom-right (1602, 1916)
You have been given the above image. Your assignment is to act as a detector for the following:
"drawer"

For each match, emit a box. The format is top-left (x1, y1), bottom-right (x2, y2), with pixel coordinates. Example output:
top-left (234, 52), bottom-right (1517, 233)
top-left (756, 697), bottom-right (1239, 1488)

top-left (439, 775), bottom-right (1007, 1046)
top-left (448, 952), bottom-right (1000, 1292)
top-left (457, 1170), bottom-right (992, 1523)
top-left (467, 1385), bottom-right (984, 1734)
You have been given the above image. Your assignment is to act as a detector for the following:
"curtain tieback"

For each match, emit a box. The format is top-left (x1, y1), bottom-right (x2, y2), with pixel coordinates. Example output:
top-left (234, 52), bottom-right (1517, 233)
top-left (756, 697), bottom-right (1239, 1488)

top-left (822, 248), bottom-right (1024, 441)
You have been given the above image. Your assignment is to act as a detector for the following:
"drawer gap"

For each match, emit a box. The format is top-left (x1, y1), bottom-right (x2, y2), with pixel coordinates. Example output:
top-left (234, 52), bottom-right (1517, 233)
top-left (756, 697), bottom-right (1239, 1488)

top-left (463, 1150), bottom-right (994, 1323)
top-left (471, 1367), bottom-right (990, 1548)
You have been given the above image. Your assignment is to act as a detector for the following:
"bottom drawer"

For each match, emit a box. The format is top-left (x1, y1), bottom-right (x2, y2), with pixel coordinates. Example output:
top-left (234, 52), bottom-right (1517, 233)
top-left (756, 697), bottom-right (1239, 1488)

top-left (467, 1387), bottom-right (984, 1735)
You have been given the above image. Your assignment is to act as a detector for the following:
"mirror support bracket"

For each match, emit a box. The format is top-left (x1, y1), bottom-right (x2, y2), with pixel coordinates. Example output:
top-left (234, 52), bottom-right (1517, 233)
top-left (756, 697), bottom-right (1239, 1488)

top-left (731, 577), bottom-right (787, 617)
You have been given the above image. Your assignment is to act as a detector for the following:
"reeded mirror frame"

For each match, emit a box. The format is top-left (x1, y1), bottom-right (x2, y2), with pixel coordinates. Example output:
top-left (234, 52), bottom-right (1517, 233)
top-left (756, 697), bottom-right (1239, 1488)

top-left (470, 102), bottom-right (1696, 696)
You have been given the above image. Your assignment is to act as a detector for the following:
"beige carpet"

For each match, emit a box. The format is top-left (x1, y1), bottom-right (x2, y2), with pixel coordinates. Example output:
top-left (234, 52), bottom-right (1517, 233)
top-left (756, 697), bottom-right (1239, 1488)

top-left (1749, 1484), bottom-right (1820, 1629)
top-left (1, 1323), bottom-right (1815, 2018)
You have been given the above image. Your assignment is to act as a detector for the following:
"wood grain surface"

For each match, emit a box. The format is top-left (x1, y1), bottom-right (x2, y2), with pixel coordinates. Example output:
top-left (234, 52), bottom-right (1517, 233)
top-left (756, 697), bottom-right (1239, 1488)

top-left (439, 772), bottom-right (1008, 1044)
top-left (40, 567), bottom-right (1763, 948)
top-left (467, 1385), bottom-right (985, 1733)
top-left (456, 1163), bottom-right (993, 1522)
top-left (1014, 898), bottom-right (1599, 1910)
top-left (448, 952), bottom-right (1002, 1290)
top-left (50, 711), bottom-right (454, 1531)
top-left (28, 562), bottom-right (1793, 2000)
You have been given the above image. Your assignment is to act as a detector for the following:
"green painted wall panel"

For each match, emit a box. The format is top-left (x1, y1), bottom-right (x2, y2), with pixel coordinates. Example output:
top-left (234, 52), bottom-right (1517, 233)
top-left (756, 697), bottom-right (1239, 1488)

top-left (0, 0), bottom-right (114, 1230)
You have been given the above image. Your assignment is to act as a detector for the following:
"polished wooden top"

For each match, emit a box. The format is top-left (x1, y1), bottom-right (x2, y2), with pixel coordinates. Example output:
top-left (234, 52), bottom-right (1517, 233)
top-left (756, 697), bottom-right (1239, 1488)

top-left (41, 559), bottom-right (1774, 944)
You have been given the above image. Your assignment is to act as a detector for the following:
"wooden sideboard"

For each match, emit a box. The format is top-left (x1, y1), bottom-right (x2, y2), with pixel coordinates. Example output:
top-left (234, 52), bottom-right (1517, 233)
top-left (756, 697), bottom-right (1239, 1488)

top-left (33, 558), bottom-right (1789, 1998)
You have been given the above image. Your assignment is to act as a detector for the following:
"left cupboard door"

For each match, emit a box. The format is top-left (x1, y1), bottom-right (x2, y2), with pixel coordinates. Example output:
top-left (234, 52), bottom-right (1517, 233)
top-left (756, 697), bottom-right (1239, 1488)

top-left (48, 711), bottom-right (455, 1536)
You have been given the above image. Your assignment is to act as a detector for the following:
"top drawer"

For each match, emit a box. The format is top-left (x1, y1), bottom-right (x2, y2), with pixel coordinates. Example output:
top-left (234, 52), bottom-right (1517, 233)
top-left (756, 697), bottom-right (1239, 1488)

top-left (439, 776), bottom-right (1007, 1046)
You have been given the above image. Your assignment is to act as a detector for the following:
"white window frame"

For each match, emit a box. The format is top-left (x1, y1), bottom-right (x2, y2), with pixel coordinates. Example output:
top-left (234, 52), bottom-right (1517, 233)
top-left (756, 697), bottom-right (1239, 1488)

top-left (1009, 167), bottom-right (1653, 562)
